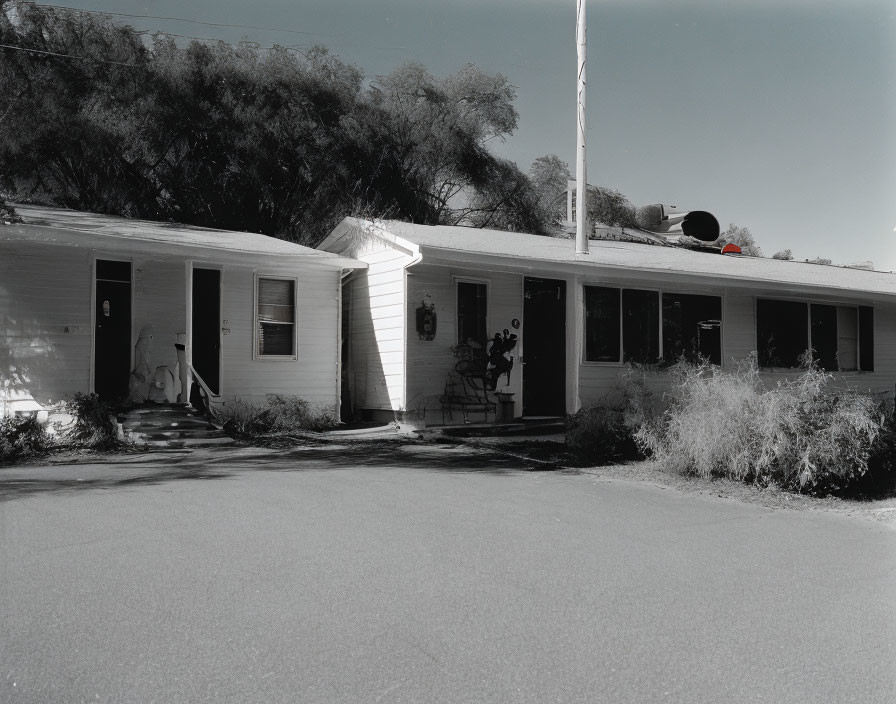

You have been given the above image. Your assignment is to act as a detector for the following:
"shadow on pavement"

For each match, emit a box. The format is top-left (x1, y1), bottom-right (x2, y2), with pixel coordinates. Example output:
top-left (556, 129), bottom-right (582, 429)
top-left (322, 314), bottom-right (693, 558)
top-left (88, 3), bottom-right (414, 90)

top-left (0, 439), bottom-right (564, 501)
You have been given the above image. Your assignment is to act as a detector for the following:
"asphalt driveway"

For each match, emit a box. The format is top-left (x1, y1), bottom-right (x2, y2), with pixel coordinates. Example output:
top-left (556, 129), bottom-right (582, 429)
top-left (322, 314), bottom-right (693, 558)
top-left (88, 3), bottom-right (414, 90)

top-left (2, 443), bottom-right (894, 703)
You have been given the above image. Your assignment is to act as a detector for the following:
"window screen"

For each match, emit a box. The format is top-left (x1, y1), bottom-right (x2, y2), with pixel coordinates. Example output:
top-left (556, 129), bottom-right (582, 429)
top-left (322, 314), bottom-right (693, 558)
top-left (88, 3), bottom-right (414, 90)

top-left (662, 293), bottom-right (722, 365)
top-left (584, 286), bottom-right (621, 362)
top-left (622, 289), bottom-right (659, 364)
top-left (859, 306), bottom-right (874, 371)
top-left (757, 300), bottom-right (808, 368)
top-left (810, 304), bottom-right (838, 371)
top-left (457, 281), bottom-right (487, 346)
top-left (257, 278), bottom-right (295, 356)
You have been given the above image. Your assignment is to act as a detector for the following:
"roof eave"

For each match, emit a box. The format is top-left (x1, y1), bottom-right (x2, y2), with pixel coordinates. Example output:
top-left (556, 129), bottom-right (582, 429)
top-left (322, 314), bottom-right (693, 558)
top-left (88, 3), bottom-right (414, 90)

top-left (2, 222), bottom-right (365, 270)
top-left (419, 245), bottom-right (896, 301)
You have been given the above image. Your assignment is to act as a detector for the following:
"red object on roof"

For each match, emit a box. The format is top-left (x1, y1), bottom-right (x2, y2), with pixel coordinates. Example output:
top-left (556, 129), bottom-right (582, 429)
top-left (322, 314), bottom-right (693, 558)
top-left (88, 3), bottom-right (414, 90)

top-left (722, 243), bottom-right (742, 255)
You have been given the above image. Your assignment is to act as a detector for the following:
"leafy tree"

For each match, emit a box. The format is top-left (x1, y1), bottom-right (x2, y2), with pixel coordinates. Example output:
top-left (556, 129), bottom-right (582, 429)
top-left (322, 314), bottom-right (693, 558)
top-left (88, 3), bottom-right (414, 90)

top-left (0, 2), bottom-right (544, 244)
top-left (720, 223), bottom-right (762, 257)
top-left (529, 154), bottom-right (570, 224)
top-left (466, 157), bottom-right (548, 234)
top-left (367, 62), bottom-right (531, 227)
top-left (585, 185), bottom-right (638, 229)
top-left (528, 154), bottom-right (637, 229)
top-left (0, 2), bottom-right (152, 212)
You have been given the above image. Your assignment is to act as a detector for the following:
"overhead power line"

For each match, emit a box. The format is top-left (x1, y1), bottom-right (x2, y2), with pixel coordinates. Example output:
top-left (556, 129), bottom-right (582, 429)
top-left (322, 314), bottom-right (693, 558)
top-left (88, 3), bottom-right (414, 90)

top-left (27, 2), bottom-right (332, 38)
top-left (0, 40), bottom-right (139, 65)
top-left (13, 3), bottom-right (409, 60)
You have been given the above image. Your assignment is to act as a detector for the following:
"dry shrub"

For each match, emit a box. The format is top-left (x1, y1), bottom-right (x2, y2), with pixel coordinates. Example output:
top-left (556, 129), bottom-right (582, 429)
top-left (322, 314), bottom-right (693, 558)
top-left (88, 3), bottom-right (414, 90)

top-left (566, 368), bottom-right (654, 466)
top-left (0, 415), bottom-right (52, 462)
top-left (65, 392), bottom-right (121, 449)
top-left (566, 404), bottom-right (638, 466)
top-left (220, 394), bottom-right (337, 438)
top-left (636, 357), bottom-right (885, 494)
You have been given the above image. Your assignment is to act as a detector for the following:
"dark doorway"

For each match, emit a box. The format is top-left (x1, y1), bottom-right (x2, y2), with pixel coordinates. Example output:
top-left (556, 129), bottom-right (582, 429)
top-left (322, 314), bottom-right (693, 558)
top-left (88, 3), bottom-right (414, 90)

top-left (523, 277), bottom-right (566, 416)
top-left (94, 260), bottom-right (132, 402)
top-left (192, 268), bottom-right (221, 395)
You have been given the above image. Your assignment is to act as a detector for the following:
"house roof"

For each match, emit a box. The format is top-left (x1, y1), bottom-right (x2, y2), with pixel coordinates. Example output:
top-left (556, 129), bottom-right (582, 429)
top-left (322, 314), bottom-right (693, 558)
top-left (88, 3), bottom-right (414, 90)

top-left (327, 217), bottom-right (896, 300)
top-left (2, 205), bottom-right (364, 269)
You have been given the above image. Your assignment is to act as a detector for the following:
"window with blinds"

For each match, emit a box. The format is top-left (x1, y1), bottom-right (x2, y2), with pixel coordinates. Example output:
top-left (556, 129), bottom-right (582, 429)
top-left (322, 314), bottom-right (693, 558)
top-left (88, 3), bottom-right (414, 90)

top-left (256, 277), bottom-right (296, 357)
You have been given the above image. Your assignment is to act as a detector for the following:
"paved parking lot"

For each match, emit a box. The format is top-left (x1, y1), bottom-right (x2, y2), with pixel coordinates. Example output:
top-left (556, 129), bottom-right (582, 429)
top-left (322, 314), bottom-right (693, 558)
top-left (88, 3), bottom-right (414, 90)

top-left (2, 444), bottom-right (895, 703)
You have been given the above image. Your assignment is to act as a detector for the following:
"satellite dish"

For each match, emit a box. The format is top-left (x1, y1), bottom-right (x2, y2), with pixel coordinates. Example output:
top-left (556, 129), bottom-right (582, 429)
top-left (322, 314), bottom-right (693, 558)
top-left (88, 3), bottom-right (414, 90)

top-left (679, 211), bottom-right (720, 242)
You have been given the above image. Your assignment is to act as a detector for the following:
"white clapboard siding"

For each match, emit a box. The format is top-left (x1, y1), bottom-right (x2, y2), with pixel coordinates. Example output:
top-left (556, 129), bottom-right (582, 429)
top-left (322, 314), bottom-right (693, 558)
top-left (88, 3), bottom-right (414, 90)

top-left (343, 241), bottom-right (416, 413)
top-left (406, 264), bottom-right (525, 418)
top-left (220, 264), bottom-right (341, 412)
top-left (1, 242), bottom-right (93, 406)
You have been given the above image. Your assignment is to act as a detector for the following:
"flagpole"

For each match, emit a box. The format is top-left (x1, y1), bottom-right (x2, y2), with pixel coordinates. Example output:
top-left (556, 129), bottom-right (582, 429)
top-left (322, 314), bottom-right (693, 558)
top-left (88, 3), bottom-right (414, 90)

top-left (575, 0), bottom-right (589, 254)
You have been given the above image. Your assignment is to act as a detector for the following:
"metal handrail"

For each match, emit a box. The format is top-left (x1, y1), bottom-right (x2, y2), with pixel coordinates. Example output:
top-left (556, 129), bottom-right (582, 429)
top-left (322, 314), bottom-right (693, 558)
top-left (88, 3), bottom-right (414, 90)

top-left (188, 364), bottom-right (225, 420)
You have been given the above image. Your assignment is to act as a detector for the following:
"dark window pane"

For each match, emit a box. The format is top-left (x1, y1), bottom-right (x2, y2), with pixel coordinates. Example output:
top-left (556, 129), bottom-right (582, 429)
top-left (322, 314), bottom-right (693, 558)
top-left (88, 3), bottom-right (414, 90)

top-left (257, 278), bottom-right (295, 356)
top-left (584, 287), bottom-right (620, 362)
top-left (662, 293), bottom-right (722, 365)
top-left (810, 304), bottom-right (838, 371)
top-left (258, 323), bottom-right (294, 356)
top-left (457, 282), bottom-right (487, 346)
top-left (836, 306), bottom-right (858, 371)
top-left (622, 289), bottom-right (659, 364)
top-left (859, 306), bottom-right (874, 371)
top-left (757, 300), bottom-right (808, 368)
top-left (96, 259), bottom-right (131, 282)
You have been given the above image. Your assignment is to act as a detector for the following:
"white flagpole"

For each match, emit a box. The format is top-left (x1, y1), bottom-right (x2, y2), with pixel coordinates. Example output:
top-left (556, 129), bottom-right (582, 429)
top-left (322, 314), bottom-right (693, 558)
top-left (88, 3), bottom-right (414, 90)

top-left (575, 0), bottom-right (589, 254)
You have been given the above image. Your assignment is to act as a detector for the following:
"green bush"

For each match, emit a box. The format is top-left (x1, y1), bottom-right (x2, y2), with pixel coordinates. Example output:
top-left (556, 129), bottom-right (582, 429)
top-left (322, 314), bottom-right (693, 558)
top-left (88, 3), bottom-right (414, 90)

top-left (566, 404), bottom-right (640, 466)
top-left (566, 366), bottom-right (657, 466)
top-left (842, 400), bottom-right (896, 498)
top-left (0, 415), bottom-right (52, 462)
top-left (220, 394), bottom-right (337, 438)
top-left (635, 357), bottom-right (885, 494)
top-left (65, 392), bottom-right (121, 449)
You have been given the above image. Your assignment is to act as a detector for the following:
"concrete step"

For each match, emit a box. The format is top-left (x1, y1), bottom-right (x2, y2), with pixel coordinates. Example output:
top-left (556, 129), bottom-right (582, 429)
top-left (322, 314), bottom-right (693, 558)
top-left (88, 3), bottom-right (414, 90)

top-left (118, 403), bottom-right (230, 449)
top-left (121, 405), bottom-right (194, 415)
top-left (122, 419), bottom-right (216, 431)
top-left (141, 436), bottom-right (235, 448)
top-left (130, 428), bottom-right (226, 441)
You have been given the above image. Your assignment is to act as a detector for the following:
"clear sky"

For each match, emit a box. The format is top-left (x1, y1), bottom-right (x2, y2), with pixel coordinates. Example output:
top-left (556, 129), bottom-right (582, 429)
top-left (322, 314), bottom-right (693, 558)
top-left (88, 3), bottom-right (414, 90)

top-left (45, 0), bottom-right (896, 271)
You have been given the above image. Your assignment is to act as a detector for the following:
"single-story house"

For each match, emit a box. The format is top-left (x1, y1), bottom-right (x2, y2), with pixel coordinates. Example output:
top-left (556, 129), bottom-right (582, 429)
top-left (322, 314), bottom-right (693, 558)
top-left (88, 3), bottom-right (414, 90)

top-left (320, 217), bottom-right (896, 423)
top-left (1, 205), bottom-right (363, 418)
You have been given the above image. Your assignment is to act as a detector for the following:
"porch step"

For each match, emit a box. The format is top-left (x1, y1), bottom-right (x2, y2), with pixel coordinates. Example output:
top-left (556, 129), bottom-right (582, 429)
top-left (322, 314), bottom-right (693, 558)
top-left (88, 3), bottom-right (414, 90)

top-left (141, 436), bottom-right (235, 449)
top-left (118, 403), bottom-right (232, 449)
top-left (121, 418), bottom-right (217, 431)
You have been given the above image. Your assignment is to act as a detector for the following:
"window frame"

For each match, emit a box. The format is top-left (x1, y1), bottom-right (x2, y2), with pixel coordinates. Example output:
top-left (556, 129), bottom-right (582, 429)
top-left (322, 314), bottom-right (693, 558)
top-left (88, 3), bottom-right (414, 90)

top-left (582, 284), bottom-right (724, 367)
top-left (756, 297), bottom-right (868, 372)
top-left (254, 273), bottom-right (298, 361)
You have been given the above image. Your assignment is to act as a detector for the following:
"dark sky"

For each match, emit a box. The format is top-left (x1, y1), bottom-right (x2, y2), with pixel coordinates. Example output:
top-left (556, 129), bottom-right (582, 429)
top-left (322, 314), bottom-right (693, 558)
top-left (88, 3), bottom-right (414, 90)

top-left (47, 0), bottom-right (896, 270)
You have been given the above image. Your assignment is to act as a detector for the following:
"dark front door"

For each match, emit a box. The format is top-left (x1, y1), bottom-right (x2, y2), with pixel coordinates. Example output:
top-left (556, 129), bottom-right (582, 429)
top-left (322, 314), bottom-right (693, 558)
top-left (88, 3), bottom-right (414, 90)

top-left (191, 268), bottom-right (221, 395)
top-left (522, 277), bottom-right (566, 416)
top-left (94, 260), bottom-right (132, 402)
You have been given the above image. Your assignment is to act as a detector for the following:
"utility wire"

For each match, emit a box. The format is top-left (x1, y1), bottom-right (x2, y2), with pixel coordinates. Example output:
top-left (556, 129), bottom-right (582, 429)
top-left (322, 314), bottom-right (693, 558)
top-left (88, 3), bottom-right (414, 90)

top-left (0, 40), bottom-right (139, 65)
top-left (27, 2), bottom-right (333, 38)
top-left (13, 3), bottom-right (409, 61)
